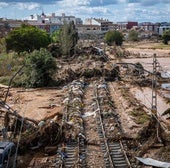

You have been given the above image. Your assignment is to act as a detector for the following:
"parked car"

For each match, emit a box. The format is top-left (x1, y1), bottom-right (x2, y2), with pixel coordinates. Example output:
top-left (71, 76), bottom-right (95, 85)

top-left (0, 142), bottom-right (16, 168)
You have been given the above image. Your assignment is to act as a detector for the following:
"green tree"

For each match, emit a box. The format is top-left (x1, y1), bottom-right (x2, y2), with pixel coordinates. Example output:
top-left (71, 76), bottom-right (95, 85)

top-left (162, 29), bottom-right (170, 44)
top-left (60, 21), bottom-right (78, 56)
top-left (128, 30), bottom-right (139, 41)
top-left (5, 25), bottom-right (50, 53)
top-left (0, 38), bottom-right (6, 53)
top-left (23, 48), bottom-right (57, 87)
top-left (48, 43), bottom-right (61, 58)
top-left (51, 29), bottom-right (61, 43)
top-left (104, 30), bottom-right (123, 46)
top-left (49, 30), bottom-right (62, 57)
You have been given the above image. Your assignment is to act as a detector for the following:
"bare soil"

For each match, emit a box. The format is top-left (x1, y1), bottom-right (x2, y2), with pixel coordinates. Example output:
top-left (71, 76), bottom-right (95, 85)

top-left (1, 40), bottom-right (170, 167)
top-left (6, 88), bottom-right (64, 121)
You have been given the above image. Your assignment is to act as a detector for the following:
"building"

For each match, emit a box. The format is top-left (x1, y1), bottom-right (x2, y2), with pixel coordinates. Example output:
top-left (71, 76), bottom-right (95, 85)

top-left (0, 19), bottom-right (10, 38)
top-left (76, 24), bottom-right (101, 34)
top-left (84, 18), bottom-right (116, 32)
top-left (0, 18), bottom-right (25, 38)
top-left (28, 12), bottom-right (82, 25)
top-left (127, 22), bottom-right (138, 29)
top-left (84, 18), bottom-right (101, 26)
top-left (100, 20), bottom-right (113, 31)
top-left (117, 21), bottom-right (138, 30)
top-left (27, 12), bottom-right (83, 34)
top-left (158, 26), bottom-right (170, 35)
top-left (139, 22), bottom-right (159, 34)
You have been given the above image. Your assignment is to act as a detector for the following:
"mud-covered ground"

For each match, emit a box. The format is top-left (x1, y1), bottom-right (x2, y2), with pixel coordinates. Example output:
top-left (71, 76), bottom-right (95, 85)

top-left (0, 40), bottom-right (170, 167)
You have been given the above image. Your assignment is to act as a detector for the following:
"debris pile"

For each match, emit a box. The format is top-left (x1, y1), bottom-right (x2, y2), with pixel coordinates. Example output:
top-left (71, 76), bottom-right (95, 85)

top-left (94, 80), bottom-right (123, 140)
top-left (52, 79), bottom-right (86, 167)
top-left (62, 79), bottom-right (85, 141)
top-left (109, 46), bottom-right (130, 58)
top-left (55, 59), bottom-right (120, 86)
top-left (19, 118), bottom-right (62, 152)
top-left (0, 98), bottom-right (63, 154)
top-left (0, 100), bottom-right (38, 140)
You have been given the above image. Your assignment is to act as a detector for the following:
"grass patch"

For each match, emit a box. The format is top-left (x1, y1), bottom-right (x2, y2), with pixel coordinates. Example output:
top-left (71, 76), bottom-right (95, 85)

top-left (148, 44), bottom-right (170, 50)
top-left (123, 41), bottom-right (170, 50)
top-left (0, 52), bottom-right (25, 86)
top-left (123, 44), bottom-right (136, 48)
top-left (130, 109), bottom-right (150, 124)
top-left (0, 76), bottom-right (10, 85)
top-left (0, 52), bottom-right (24, 76)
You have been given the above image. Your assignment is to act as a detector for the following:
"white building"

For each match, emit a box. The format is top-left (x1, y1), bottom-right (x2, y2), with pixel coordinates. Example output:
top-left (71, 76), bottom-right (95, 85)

top-left (84, 18), bottom-right (101, 26)
top-left (28, 12), bottom-right (82, 25)
top-left (158, 26), bottom-right (170, 35)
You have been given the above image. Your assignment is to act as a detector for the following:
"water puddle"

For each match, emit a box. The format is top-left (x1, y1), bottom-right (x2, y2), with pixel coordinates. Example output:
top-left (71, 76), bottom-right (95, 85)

top-left (161, 71), bottom-right (170, 78)
top-left (163, 94), bottom-right (170, 99)
top-left (131, 87), bottom-right (170, 119)
top-left (161, 83), bottom-right (170, 90)
top-left (161, 83), bottom-right (170, 99)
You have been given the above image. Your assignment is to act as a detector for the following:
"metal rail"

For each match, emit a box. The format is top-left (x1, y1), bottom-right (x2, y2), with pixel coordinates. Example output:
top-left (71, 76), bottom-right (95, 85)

top-left (94, 83), bottom-right (114, 168)
top-left (59, 79), bottom-right (129, 168)
top-left (94, 80), bottom-right (132, 168)
top-left (56, 80), bottom-right (86, 168)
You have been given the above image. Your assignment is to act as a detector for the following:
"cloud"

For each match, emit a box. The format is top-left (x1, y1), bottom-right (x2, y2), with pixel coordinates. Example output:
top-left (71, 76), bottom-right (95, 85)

top-left (1, 0), bottom-right (170, 22)
top-left (57, 0), bottom-right (118, 7)
top-left (0, 0), bottom-right (61, 4)
top-left (0, 2), bottom-right (9, 8)
top-left (2, 0), bottom-right (170, 8)
top-left (57, 0), bottom-right (90, 7)
top-left (122, 4), bottom-right (170, 22)
top-left (127, 0), bottom-right (170, 6)
top-left (17, 2), bottom-right (40, 10)
top-left (55, 1), bottom-right (111, 18)
top-left (89, 0), bottom-right (118, 6)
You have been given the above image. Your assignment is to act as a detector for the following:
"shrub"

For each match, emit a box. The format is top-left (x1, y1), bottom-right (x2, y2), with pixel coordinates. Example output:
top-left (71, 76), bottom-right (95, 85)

top-left (23, 48), bottom-right (57, 87)
top-left (104, 30), bottom-right (123, 46)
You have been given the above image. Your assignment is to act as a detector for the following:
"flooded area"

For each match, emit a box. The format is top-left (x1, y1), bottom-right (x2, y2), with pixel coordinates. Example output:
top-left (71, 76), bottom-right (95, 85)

top-left (122, 55), bottom-right (170, 121)
top-left (122, 57), bottom-right (170, 72)
top-left (161, 83), bottom-right (170, 99)
top-left (130, 87), bottom-right (170, 121)
top-left (122, 56), bottom-right (170, 122)
top-left (125, 48), bottom-right (170, 58)
top-left (162, 83), bottom-right (170, 90)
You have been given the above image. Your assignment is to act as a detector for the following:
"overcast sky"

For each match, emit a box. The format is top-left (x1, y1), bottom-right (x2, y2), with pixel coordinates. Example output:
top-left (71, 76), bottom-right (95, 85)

top-left (0, 0), bottom-right (170, 23)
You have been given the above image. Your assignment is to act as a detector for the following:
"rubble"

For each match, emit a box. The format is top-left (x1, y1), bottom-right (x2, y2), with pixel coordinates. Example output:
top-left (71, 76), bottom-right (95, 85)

top-left (62, 79), bottom-right (85, 140)
top-left (0, 42), bottom-right (170, 167)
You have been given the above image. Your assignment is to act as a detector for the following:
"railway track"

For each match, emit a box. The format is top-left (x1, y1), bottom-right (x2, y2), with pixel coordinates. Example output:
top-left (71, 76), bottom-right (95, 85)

top-left (1, 50), bottom-right (168, 167)
top-left (27, 78), bottom-right (132, 167)
top-left (55, 80), bottom-right (86, 168)
top-left (55, 79), bottom-right (132, 168)
top-left (93, 80), bottom-right (131, 168)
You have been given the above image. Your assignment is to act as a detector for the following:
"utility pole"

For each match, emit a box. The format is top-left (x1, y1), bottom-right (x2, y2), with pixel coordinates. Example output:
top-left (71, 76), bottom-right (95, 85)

top-left (151, 53), bottom-right (162, 143)
top-left (151, 53), bottom-right (157, 115)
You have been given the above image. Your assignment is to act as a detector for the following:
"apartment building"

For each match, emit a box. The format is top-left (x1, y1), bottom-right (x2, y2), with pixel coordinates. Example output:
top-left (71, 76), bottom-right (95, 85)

top-left (84, 18), bottom-right (116, 32)
top-left (117, 21), bottom-right (138, 30)
top-left (139, 22), bottom-right (159, 34)
top-left (27, 12), bottom-right (83, 34)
